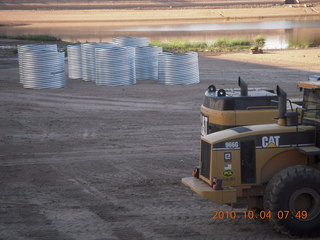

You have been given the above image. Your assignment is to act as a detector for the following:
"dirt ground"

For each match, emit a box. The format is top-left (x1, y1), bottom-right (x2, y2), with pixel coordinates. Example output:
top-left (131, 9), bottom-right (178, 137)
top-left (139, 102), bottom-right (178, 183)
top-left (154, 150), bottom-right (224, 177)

top-left (214, 48), bottom-right (320, 64)
top-left (209, 48), bottom-right (320, 77)
top-left (0, 49), bottom-right (319, 239)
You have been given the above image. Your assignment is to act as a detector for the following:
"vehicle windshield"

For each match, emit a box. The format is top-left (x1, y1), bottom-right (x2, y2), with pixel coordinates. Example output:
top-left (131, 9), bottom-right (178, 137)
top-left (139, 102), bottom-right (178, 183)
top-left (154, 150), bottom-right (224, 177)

top-left (303, 89), bottom-right (320, 120)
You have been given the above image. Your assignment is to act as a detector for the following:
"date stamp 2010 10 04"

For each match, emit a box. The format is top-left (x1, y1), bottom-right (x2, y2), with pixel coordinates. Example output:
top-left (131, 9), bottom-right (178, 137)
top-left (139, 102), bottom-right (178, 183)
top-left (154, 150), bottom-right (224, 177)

top-left (212, 210), bottom-right (308, 220)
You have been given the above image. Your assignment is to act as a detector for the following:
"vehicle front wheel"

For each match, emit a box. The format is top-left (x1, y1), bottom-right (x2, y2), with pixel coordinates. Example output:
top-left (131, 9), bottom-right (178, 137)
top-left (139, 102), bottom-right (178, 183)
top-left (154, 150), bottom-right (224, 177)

top-left (263, 165), bottom-right (320, 237)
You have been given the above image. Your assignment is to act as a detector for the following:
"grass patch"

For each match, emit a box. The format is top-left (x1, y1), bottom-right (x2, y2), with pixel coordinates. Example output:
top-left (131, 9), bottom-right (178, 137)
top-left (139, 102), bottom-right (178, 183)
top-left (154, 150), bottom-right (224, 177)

top-left (150, 40), bottom-right (208, 52)
top-left (254, 35), bottom-right (265, 45)
top-left (288, 39), bottom-right (320, 49)
top-left (150, 36), bottom-right (263, 53)
top-left (213, 38), bottom-right (251, 48)
top-left (0, 34), bottom-right (60, 41)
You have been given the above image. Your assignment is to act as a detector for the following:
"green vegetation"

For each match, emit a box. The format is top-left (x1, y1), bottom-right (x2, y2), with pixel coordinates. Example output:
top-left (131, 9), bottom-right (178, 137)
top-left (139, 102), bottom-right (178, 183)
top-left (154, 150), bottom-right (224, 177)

top-left (254, 35), bottom-right (265, 45)
top-left (150, 36), bottom-right (264, 53)
top-left (0, 34), bottom-right (60, 41)
top-left (213, 38), bottom-right (250, 48)
top-left (149, 40), bottom-right (209, 52)
top-left (288, 39), bottom-right (320, 49)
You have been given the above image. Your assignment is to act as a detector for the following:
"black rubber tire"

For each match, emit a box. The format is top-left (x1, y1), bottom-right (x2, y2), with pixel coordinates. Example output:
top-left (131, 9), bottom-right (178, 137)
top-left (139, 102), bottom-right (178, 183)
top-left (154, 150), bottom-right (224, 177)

top-left (263, 165), bottom-right (320, 238)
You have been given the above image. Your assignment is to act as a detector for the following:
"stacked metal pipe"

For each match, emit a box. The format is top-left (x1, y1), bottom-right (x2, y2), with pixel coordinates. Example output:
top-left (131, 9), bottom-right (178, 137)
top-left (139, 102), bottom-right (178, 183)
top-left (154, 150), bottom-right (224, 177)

top-left (95, 47), bottom-right (136, 86)
top-left (81, 43), bottom-right (98, 82)
top-left (20, 51), bottom-right (65, 89)
top-left (67, 45), bottom-right (82, 79)
top-left (135, 46), bottom-right (163, 80)
top-left (18, 44), bottom-right (65, 89)
top-left (158, 52), bottom-right (200, 85)
top-left (81, 42), bottom-right (117, 82)
top-left (18, 44), bottom-right (57, 84)
top-left (112, 37), bottom-right (149, 47)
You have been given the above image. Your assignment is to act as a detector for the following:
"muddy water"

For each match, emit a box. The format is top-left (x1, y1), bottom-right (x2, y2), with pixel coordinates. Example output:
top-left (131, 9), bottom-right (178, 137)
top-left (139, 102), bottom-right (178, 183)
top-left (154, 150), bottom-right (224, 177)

top-left (0, 17), bottom-right (320, 49)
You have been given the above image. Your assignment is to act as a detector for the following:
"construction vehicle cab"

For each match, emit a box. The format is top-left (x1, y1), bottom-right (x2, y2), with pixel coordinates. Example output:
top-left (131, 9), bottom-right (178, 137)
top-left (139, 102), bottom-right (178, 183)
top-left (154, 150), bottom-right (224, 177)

top-left (300, 81), bottom-right (320, 125)
top-left (201, 77), bottom-right (298, 136)
top-left (183, 79), bottom-right (320, 237)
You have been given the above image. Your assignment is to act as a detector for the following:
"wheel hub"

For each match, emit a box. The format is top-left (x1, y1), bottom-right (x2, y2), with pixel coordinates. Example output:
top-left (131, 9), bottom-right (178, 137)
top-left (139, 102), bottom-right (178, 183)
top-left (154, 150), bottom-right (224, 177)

top-left (289, 188), bottom-right (320, 221)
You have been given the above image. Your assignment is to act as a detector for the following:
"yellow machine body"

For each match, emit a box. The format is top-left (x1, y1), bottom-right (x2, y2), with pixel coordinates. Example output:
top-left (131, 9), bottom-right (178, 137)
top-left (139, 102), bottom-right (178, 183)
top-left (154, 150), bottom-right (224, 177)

top-left (185, 79), bottom-right (320, 208)
top-left (183, 124), bottom-right (319, 206)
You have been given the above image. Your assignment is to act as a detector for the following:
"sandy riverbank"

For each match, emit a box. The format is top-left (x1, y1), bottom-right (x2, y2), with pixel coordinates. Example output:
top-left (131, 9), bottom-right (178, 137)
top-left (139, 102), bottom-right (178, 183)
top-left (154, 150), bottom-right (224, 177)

top-left (1, 0), bottom-right (319, 10)
top-left (0, 5), bottom-right (319, 26)
top-left (210, 48), bottom-right (320, 73)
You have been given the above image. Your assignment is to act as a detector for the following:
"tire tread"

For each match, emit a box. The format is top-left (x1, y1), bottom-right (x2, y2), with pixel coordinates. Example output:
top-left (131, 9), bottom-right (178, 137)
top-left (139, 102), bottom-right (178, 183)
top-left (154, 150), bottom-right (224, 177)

top-left (263, 165), bottom-right (320, 237)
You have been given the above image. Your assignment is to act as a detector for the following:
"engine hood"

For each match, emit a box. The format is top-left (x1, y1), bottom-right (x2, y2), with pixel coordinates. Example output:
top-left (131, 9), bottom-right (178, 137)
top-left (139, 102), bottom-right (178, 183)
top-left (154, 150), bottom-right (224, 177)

top-left (202, 124), bottom-right (316, 147)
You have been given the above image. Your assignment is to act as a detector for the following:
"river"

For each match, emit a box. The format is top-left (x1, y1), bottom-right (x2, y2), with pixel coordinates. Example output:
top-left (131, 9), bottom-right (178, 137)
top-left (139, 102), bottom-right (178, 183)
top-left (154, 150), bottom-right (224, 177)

top-left (0, 17), bottom-right (320, 49)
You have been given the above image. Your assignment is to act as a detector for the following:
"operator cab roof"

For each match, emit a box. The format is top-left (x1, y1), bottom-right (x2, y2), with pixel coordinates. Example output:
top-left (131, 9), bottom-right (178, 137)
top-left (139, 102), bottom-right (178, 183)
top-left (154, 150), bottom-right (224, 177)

top-left (299, 81), bottom-right (320, 89)
top-left (298, 75), bottom-right (320, 89)
top-left (206, 88), bottom-right (275, 97)
top-left (203, 87), bottom-right (278, 111)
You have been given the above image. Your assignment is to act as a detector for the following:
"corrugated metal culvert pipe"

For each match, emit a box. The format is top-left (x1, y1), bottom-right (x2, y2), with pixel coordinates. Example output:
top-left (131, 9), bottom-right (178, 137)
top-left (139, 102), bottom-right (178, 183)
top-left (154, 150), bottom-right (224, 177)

top-left (135, 46), bottom-right (163, 81)
top-left (20, 50), bottom-right (65, 89)
top-left (67, 45), bottom-right (82, 79)
top-left (81, 43), bottom-right (99, 82)
top-left (81, 42), bottom-right (118, 82)
top-left (95, 46), bottom-right (136, 86)
top-left (112, 37), bottom-right (149, 47)
top-left (158, 51), bottom-right (200, 85)
top-left (18, 44), bottom-right (57, 84)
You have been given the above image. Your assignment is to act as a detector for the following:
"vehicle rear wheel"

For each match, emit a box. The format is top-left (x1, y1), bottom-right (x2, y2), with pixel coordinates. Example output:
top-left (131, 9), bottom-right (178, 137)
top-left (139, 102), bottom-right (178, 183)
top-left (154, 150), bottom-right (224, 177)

top-left (263, 165), bottom-right (320, 237)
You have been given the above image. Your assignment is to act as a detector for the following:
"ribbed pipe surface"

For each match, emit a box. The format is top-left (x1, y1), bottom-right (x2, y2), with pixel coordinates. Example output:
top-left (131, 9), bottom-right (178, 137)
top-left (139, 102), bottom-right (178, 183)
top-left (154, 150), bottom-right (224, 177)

top-left (81, 42), bottom-right (117, 82)
top-left (112, 37), bottom-right (149, 47)
top-left (158, 52), bottom-right (200, 85)
top-left (18, 44), bottom-right (57, 83)
top-left (95, 47), bottom-right (136, 86)
top-left (135, 46), bottom-right (163, 80)
top-left (21, 51), bottom-right (65, 89)
top-left (67, 45), bottom-right (82, 79)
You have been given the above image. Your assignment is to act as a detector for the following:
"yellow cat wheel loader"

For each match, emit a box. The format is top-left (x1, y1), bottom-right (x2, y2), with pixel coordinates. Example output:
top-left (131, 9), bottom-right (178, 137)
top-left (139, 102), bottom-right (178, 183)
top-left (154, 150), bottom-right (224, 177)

top-left (201, 77), bottom-right (298, 136)
top-left (183, 79), bottom-right (320, 237)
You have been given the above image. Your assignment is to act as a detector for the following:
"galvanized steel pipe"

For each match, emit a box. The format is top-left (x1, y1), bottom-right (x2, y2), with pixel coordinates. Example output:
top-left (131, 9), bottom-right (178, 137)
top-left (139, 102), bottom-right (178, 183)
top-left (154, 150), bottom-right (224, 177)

top-left (95, 47), bottom-right (136, 86)
top-left (20, 51), bottom-right (65, 89)
top-left (112, 37), bottom-right (149, 47)
top-left (81, 43), bottom-right (117, 82)
top-left (67, 45), bottom-right (82, 79)
top-left (135, 46), bottom-right (163, 81)
top-left (18, 44), bottom-right (57, 84)
top-left (158, 52), bottom-right (200, 85)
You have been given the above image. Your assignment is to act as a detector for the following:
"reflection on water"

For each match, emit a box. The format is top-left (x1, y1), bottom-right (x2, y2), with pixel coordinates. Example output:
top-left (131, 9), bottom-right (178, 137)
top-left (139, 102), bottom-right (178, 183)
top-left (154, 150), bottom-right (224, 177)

top-left (264, 35), bottom-right (289, 49)
top-left (0, 18), bottom-right (320, 49)
top-left (119, 19), bottom-right (320, 32)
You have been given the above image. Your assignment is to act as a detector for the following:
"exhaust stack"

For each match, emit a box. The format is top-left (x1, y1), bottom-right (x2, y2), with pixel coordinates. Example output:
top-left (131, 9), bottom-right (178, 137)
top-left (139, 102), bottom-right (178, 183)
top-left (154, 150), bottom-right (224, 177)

top-left (276, 85), bottom-right (287, 126)
top-left (238, 77), bottom-right (248, 96)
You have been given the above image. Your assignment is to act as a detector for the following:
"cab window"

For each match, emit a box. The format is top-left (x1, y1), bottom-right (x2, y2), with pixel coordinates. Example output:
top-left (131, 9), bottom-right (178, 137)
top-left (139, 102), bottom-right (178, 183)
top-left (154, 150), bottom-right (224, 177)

top-left (303, 89), bottom-right (320, 120)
